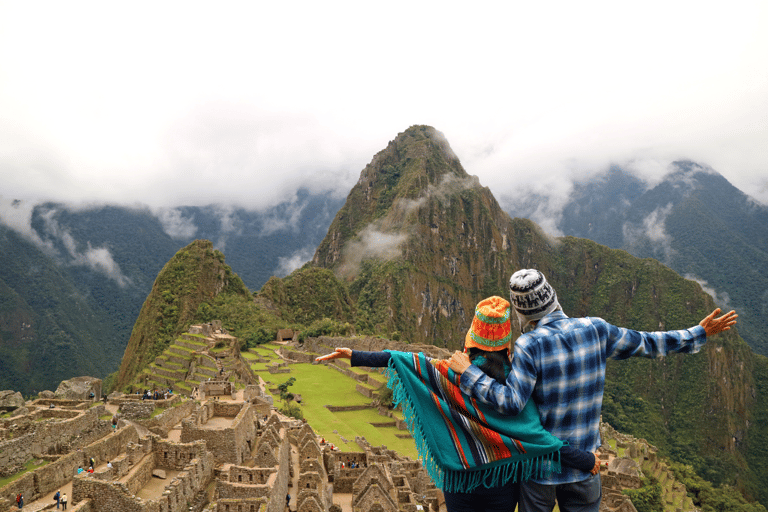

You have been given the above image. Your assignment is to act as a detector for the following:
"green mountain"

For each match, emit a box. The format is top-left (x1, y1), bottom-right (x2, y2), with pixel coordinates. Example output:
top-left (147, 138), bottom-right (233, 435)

top-left (115, 240), bottom-right (251, 389)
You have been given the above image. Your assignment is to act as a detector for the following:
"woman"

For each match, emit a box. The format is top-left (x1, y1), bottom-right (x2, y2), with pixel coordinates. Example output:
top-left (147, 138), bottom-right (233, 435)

top-left (316, 296), bottom-right (599, 512)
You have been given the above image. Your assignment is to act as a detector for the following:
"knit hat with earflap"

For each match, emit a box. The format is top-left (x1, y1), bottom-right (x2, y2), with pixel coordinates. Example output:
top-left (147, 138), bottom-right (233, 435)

top-left (464, 296), bottom-right (513, 352)
top-left (509, 269), bottom-right (560, 332)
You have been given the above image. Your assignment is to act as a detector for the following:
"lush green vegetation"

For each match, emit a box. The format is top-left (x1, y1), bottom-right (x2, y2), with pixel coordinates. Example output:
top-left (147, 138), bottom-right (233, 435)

top-left (670, 463), bottom-right (767, 512)
top-left (265, 359), bottom-right (417, 459)
top-left (624, 476), bottom-right (663, 512)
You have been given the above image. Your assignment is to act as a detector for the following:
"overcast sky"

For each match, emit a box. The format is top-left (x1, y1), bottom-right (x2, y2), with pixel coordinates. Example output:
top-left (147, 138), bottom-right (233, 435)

top-left (1, 0), bottom-right (767, 216)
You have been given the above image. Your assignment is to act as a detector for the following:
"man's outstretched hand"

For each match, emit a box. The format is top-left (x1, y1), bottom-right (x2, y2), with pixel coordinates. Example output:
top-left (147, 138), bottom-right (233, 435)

top-left (699, 308), bottom-right (738, 337)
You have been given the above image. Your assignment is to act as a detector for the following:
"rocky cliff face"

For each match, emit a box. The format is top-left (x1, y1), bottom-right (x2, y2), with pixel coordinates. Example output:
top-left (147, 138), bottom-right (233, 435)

top-left (310, 124), bottom-right (766, 499)
top-left (116, 240), bottom-right (249, 389)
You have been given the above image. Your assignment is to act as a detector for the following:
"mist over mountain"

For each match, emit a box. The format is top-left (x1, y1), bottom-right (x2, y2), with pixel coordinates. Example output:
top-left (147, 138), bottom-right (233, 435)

top-left (501, 161), bottom-right (768, 356)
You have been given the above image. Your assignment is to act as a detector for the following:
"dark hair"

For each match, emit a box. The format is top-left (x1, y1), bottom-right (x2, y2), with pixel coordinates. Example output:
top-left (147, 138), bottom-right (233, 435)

top-left (468, 348), bottom-right (511, 383)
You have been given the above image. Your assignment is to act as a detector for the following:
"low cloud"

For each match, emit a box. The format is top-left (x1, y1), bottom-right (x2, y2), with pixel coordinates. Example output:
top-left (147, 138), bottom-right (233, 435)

top-left (0, 197), bottom-right (55, 252)
top-left (155, 207), bottom-right (198, 239)
top-left (336, 173), bottom-right (481, 277)
top-left (338, 224), bottom-right (408, 278)
top-left (259, 198), bottom-right (307, 237)
top-left (388, 173), bottom-right (480, 221)
top-left (0, 199), bottom-right (132, 287)
top-left (274, 246), bottom-right (315, 277)
top-left (622, 204), bottom-right (676, 264)
top-left (74, 244), bottom-right (132, 287)
top-left (38, 207), bottom-right (132, 287)
top-left (685, 274), bottom-right (731, 309)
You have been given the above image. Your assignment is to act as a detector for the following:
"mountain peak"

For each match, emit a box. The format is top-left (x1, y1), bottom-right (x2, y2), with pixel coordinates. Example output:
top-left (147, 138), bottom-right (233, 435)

top-left (313, 125), bottom-right (475, 271)
top-left (357, 125), bottom-right (467, 196)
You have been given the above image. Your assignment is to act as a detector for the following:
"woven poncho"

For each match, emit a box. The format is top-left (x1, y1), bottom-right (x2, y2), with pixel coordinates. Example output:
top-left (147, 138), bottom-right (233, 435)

top-left (385, 350), bottom-right (562, 493)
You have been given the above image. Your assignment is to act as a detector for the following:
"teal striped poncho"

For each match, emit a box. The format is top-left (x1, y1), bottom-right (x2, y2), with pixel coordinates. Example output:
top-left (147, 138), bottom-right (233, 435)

top-left (384, 350), bottom-right (562, 493)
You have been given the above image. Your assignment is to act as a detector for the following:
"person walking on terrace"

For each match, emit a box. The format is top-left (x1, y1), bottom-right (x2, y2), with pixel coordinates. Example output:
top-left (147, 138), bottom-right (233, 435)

top-left (317, 296), bottom-right (600, 512)
top-left (448, 269), bottom-right (738, 512)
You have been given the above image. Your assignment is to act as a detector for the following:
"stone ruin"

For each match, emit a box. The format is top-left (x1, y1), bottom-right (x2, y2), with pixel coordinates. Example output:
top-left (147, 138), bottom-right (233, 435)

top-left (0, 372), bottom-right (440, 512)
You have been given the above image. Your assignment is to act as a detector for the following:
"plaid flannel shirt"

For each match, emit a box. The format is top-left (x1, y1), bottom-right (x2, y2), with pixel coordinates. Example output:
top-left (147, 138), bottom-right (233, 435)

top-left (459, 310), bottom-right (707, 485)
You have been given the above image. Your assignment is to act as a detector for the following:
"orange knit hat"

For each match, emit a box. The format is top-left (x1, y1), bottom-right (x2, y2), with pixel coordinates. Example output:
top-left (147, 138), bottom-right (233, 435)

top-left (463, 296), bottom-right (513, 352)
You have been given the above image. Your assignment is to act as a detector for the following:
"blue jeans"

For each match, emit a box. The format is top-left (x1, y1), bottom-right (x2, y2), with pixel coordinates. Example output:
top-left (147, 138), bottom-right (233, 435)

top-left (443, 479), bottom-right (519, 512)
top-left (519, 474), bottom-right (601, 512)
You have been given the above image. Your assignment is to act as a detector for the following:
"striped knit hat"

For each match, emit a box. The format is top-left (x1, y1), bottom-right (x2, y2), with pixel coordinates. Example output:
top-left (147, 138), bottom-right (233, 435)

top-left (509, 269), bottom-right (560, 332)
top-left (464, 296), bottom-right (513, 352)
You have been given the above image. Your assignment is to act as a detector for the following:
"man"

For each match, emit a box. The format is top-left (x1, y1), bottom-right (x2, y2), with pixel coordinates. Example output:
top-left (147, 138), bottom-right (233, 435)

top-left (449, 269), bottom-right (737, 512)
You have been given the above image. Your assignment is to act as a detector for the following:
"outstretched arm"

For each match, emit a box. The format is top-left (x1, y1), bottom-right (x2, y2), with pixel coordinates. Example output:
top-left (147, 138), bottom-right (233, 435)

top-left (316, 348), bottom-right (391, 367)
top-left (699, 308), bottom-right (737, 337)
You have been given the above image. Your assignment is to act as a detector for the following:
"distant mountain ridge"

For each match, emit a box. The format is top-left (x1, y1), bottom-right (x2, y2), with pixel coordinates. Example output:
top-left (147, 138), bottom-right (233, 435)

top-left (504, 161), bottom-right (768, 355)
top-left (0, 190), bottom-right (343, 395)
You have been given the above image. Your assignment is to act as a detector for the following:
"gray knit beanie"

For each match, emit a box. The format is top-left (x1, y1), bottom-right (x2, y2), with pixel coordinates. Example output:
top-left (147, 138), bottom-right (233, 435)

top-left (509, 269), bottom-right (561, 332)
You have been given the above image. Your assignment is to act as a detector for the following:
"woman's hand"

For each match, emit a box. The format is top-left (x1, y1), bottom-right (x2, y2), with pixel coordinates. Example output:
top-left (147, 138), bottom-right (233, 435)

top-left (448, 351), bottom-right (472, 374)
top-left (315, 347), bottom-right (352, 362)
top-left (591, 452), bottom-right (602, 475)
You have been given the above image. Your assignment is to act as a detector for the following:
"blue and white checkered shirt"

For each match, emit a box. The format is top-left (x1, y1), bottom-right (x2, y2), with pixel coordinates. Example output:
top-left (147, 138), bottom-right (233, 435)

top-left (459, 310), bottom-right (707, 485)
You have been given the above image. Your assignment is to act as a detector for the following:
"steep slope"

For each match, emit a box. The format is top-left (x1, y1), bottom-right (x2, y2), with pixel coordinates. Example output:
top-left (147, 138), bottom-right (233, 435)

top-left (307, 125), bottom-right (767, 503)
top-left (0, 225), bottom-right (123, 395)
top-left (115, 239), bottom-right (250, 389)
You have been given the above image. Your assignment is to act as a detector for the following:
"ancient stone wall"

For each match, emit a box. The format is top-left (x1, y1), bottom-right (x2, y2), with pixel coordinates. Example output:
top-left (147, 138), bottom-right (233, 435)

top-left (264, 435), bottom-right (291, 512)
top-left (121, 401), bottom-right (156, 420)
top-left (30, 408), bottom-right (81, 420)
top-left (0, 405), bottom-right (108, 474)
top-left (73, 475), bottom-right (160, 512)
top-left (355, 384), bottom-right (374, 399)
top-left (140, 400), bottom-right (197, 437)
top-left (228, 466), bottom-right (276, 485)
top-left (71, 439), bottom-right (213, 512)
top-left (125, 451), bottom-right (157, 496)
top-left (324, 405), bottom-right (369, 413)
top-left (181, 403), bottom-right (255, 465)
top-left (278, 349), bottom-right (315, 364)
top-left (27, 398), bottom-right (88, 409)
top-left (111, 395), bottom-right (179, 407)
top-left (213, 401), bottom-right (243, 417)
top-left (153, 439), bottom-right (208, 470)
top-left (0, 425), bottom-right (139, 507)
top-left (216, 480), bottom-right (273, 500)
top-left (216, 498), bottom-right (268, 512)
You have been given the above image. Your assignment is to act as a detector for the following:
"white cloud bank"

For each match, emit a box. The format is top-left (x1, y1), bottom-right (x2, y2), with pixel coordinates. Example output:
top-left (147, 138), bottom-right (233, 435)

top-left (0, 1), bottom-right (765, 214)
